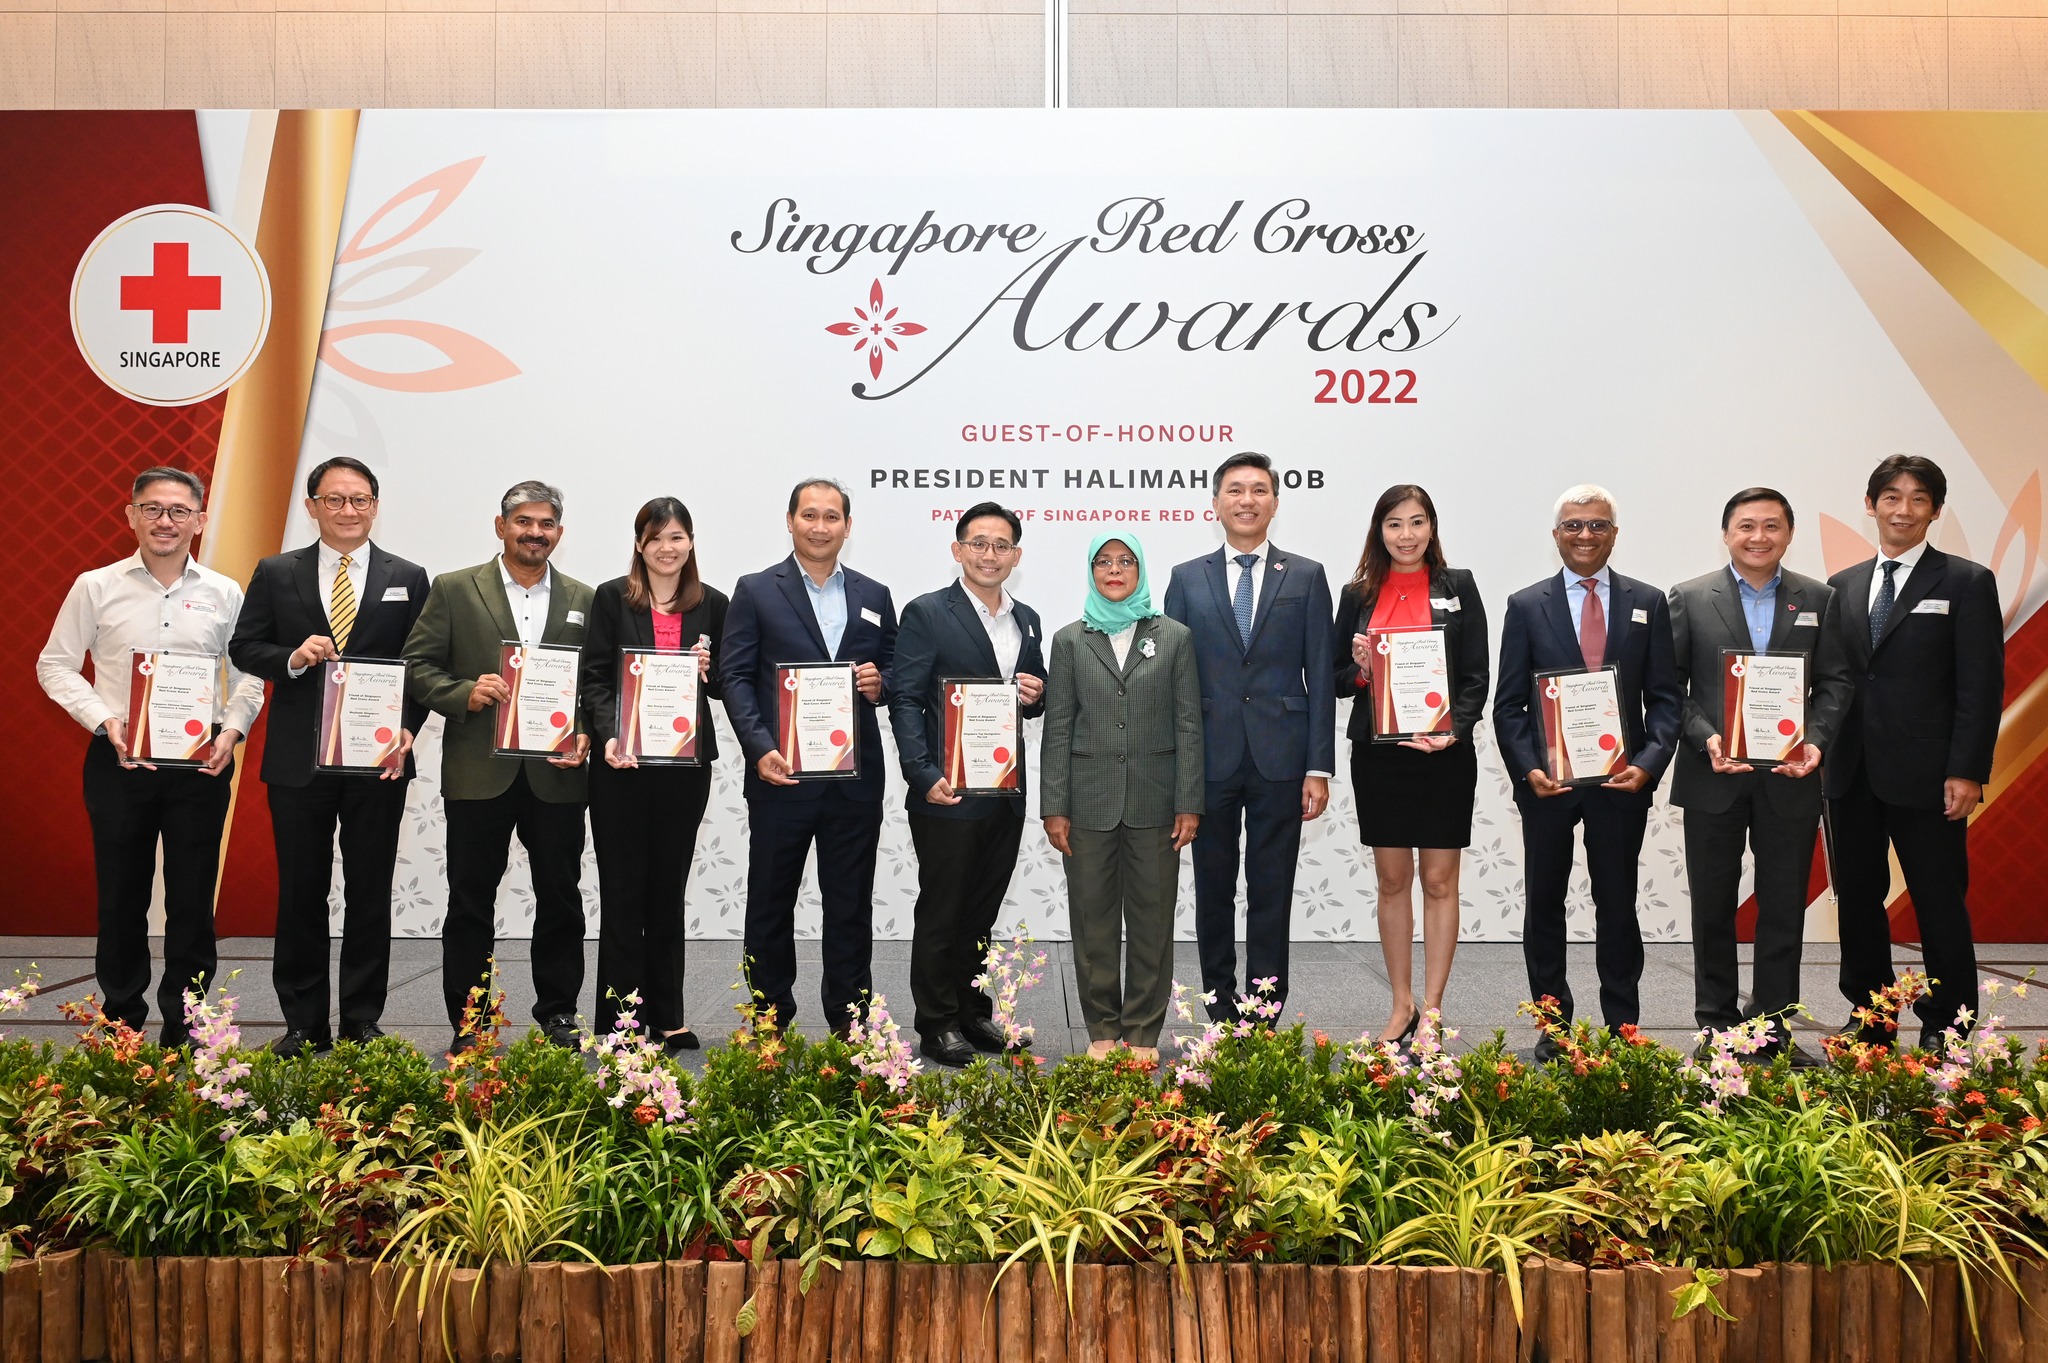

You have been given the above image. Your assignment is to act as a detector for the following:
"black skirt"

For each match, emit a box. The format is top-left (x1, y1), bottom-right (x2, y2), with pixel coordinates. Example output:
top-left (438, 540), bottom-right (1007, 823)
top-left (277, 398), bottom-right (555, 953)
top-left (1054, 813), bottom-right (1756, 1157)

top-left (1349, 736), bottom-right (1478, 850)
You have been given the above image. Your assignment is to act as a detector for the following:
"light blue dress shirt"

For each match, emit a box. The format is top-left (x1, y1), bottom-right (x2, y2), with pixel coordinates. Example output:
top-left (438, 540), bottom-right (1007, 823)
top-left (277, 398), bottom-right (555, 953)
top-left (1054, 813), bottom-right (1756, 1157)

top-left (1731, 565), bottom-right (1781, 652)
top-left (1560, 565), bottom-right (1612, 643)
top-left (802, 563), bottom-right (848, 657)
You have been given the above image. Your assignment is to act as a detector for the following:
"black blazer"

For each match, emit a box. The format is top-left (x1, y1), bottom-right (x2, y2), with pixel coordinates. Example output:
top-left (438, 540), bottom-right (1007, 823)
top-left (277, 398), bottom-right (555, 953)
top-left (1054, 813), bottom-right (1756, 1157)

top-left (1492, 568), bottom-right (1684, 796)
top-left (1824, 547), bottom-right (2003, 810)
top-left (720, 556), bottom-right (898, 804)
top-left (229, 542), bottom-right (431, 787)
top-left (1331, 566), bottom-right (1489, 745)
top-left (887, 581), bottom-right (1048, 821)
top-left (579, 577), bottom-right (730, 763)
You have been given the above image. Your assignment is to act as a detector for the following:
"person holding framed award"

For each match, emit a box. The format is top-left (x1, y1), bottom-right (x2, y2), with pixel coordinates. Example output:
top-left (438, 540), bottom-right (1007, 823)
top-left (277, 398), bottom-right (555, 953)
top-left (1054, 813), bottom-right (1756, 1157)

top-left (886, 502), bottom-right (1047, 1068)
top-left (720, 478), bottom-right (896, 1034)
top-left (1043, 534), bottom-right (1203, 1062)
top-left (403, 480), bottom-right (594, 1054)
top-left (36, 467), bottom-right (265, 1047)
top-left (1492, 484), bottom-right (1683, 1062)
top-left (580, 496), bottom-right (729, 1054)
top-left (1667, 488), bottom-right (1853, 1062)
top-left (228, 456), bottom-right (431, 1056)
top-left (1331, 485), bottom-right (1489, 1048)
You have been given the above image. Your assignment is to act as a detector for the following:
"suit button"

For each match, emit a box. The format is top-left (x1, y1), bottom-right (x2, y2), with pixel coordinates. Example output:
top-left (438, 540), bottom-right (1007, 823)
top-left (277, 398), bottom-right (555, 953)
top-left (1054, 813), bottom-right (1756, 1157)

top-left (1243, 695), bottom-right (1251, 703)
top-left (1117, 722), bottom-right (1124, 728)
top-left (1116, 689), bottom-right (1125, 697)
top-left (1119, 754), bottom-right (1126, 763)
top-left (1866, 672), bottom-right (1876, 682)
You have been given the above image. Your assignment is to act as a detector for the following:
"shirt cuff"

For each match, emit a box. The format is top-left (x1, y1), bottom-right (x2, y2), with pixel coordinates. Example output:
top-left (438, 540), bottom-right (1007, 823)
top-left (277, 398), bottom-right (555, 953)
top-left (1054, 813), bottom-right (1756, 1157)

top-left (1307, 770), bottom-right (1332, 779)
top-left (288, 661), bottom-right (308, 679)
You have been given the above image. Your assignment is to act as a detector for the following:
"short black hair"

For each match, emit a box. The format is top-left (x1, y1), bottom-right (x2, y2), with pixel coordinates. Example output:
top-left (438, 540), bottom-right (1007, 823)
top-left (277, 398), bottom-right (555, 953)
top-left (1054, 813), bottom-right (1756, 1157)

top-left (788, 478), bottom-right (850, 517)
top-left (306, 456), bottom-right (380, 500)
top-left (131, 466), bottom-right (205, 506)
top-left (1865, 454), bottom-right (1947, 510)
top-left (1213, 451), bottom-right (1276, 495)
top-left (1720, 487), bottom-right (1795, 530)
top-left (956, 502), bottom-right (1021, 543)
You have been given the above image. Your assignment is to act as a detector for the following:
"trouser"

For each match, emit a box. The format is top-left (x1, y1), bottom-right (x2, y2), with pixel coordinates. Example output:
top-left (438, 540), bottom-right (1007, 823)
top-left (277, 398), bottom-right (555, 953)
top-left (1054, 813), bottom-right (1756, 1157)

top-left (742, 795), bottom-right (883, 1030)
top-left (1830, 765), bottom-right (1976, 1042)
top-left (82, 735), bottom-right (232, 1039)
top-left (906, 805), bottom-right (1022, 1038)
top-left (441, 768), bottom-right (587, 1028)
top-left (268, 774), bottom-right (408, 1035)
top-left (1518, 786), bottom-right (1650, 1028)
top-left (1193, 755), bottom-right (1302, 1018)
top-left (1682, 785), bottom-right (1819, 1032)
top-left (1066, 822), bottom-right (1180, 1046)
top-left (590, 761), bottom-right (711, 1036)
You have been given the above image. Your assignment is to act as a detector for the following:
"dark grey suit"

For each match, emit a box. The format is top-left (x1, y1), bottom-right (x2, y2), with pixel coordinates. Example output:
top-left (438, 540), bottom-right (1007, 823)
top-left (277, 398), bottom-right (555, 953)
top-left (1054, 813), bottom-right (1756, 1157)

top-left (1668, 565), bottom-right (1852, 1030)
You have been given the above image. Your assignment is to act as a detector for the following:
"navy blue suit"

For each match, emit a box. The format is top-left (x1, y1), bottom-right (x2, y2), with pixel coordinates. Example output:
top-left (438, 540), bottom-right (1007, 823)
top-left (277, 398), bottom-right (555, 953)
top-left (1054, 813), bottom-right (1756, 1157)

top-left (888, 580), bottom-right (1046, 1037)
top-left (721, 555), bottom-right (898, 1027)
top-left (1492, 568), bottom-right (1683, 1030)
top-left (1164, 544), bottom-right (1336, 1015)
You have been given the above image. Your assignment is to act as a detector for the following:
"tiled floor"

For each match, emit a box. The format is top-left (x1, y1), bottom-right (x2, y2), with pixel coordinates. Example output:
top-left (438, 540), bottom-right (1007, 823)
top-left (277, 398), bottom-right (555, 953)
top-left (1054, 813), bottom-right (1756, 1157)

top-left (5, 935), bottom-right (2041, 1073)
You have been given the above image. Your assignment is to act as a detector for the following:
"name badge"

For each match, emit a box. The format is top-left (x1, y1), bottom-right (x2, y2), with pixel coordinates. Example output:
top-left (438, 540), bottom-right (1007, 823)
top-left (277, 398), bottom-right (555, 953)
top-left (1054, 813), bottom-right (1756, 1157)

top-left (180, 600), bottom-right (217, 614)
top-left (1631, 608), bottom-right (1649, 624)
top-left (861, 607), bottom-right (882, 627)
top-left (381, 586), bottom-right (409, 602)
top-left (1430, 597), bottom-right (1462, 612)
top-left (566, 610), bottom-right (585, 626)
top-left (1795, 612), bottom-right (1820, 627)
top-left (1912, 599), bottom-right (1950, 615)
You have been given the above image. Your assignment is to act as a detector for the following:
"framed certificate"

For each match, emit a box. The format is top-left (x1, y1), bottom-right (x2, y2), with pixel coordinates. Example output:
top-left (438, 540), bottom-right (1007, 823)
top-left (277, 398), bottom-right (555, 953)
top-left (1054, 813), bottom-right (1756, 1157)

top-left (618, 647), bottom-right (702, 767)
top-left (1535, 665), bottom-right (1628, 786)
top-left (1366, 627), bottom-right (1454, 743)
top-left (315, 657), bottom-right (407, 774)
top-left (942, 677), bottom-right (1021, 796)
top-left (776, 662), bottom-right (859, 779)
top-left (493, 642), bottom-right (581, 757)
top-left (126, 649), bottom-right (219, 768)
top-left (1722, 649), bottom-right (1807, 767)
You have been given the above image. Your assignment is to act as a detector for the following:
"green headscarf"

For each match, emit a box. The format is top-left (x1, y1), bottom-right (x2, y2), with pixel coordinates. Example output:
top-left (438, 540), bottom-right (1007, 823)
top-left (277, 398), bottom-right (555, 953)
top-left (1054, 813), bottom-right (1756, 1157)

top-left (1082, 531), bottom-right (1160, 634)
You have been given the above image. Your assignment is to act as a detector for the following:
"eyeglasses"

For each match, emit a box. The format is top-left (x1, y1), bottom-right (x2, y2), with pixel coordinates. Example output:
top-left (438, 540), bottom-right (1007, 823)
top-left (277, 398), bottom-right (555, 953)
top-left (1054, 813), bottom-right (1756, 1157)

top-left (132, 503), bottom-right (197, 523)
top-left (314, 493), bottom-right (378, 512)
top-left (963, 538), bottom-right (1017, 557)
top-left (1092, 556), bottom-right (1139, 572)
top-left (1556, 519), bottom-right (1616, 536)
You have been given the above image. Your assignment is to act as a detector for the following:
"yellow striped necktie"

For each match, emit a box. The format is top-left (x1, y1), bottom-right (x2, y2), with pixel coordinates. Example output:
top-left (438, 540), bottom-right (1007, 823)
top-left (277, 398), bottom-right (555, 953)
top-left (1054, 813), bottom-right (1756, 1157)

top-left (330, 554), bottom-right (357, 651)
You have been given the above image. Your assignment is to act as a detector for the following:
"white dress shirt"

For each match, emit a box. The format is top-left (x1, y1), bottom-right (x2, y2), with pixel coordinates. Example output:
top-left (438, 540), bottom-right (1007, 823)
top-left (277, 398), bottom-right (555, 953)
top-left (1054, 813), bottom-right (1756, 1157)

top-left (1868, 539), bottom-right (1929, 609)
top-left (499, 560), bottom-right (553, 648)
top-left (967, 586), bottom-right (1023, 679)
top-left (287, 540), bottom-right (374, 678)
top-left (38, 551), bottom-right (265, 737)
top-left (1561, 564), bottom-right (1613, 635)
top-left (1224, 540), bottom-right (1271, 615)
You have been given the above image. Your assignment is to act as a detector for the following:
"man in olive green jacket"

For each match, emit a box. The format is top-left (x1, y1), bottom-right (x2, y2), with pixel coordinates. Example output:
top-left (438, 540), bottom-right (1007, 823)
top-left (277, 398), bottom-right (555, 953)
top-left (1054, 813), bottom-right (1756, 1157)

top-left (404, 480), bottom-right (594, 1052)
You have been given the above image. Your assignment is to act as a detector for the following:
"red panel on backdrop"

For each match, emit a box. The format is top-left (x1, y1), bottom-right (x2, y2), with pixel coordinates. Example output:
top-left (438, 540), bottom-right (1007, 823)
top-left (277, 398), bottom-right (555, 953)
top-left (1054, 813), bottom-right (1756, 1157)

top-left (0, 112), bottom-right (278, 937)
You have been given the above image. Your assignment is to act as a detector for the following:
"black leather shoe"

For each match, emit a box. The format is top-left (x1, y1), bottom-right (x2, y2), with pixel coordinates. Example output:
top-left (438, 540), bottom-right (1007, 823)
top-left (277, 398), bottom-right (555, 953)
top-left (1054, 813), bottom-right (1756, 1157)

top-left (919, 1029), bottom-right (977, 1068)
top-left (157, 1025), bottom-right (192, 1050)
top-left (271, 1028), bottom-right (332, 1058)
top-left (540, 1015), bottom-right (582, 1050)
top-left (338, 1021), bottom-right (386, 1044)
top-left (959, 1016), bottom-right (1012, 1053)
top-left (1532, 1034), bottom-right (1562, 1066)
top-left (661, 1028), bottom-right (701, 1054)
top-left (447, 1030), bottom-right (481, 1058)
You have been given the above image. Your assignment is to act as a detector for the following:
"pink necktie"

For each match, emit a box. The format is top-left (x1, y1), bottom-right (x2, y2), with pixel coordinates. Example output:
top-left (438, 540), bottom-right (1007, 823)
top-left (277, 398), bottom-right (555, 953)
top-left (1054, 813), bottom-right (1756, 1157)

top-left (1578, 578), bottom-right (1606, 670)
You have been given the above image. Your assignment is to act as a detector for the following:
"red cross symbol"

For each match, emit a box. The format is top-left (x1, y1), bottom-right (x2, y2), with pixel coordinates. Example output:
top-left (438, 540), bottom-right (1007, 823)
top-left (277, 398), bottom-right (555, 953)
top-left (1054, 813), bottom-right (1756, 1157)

top-left (120, 242), bottom-right (221, 344)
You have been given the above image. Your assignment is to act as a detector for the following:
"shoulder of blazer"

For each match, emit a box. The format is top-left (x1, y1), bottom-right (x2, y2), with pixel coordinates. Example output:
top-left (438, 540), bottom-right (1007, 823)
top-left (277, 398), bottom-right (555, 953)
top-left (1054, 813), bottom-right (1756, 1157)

top-left (1608, 569), bottom-right (1661, 602)
top-left (373, 546), bottom-right (427, 578)
top-left (1779, 567), bottom-right (1831, 599)
top-left (1670, 568), bottom-right (1729, 600)
top-left (1829, 558), bottom-right (1875, 593)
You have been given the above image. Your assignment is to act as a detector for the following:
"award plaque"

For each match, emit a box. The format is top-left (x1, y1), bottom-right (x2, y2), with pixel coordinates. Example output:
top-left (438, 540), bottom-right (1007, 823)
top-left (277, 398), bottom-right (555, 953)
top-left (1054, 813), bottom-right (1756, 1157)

top-left (315, 657), bottom-right (407, 774)
top-left (1366, 627), bottom-right (1454, 743)
top-left (618, 647), bottom-right (702, 767)
top-left (776, 662), bottom-right (859, 778)
top-left (1535, 665), bottom-right (1628, 785)
top-left (1722, 649), bottom-right (1807, 767)
top-left (126, 649), bottom-right (219, 768)
top-left (493, 642), bottom-right (581, 757)
top-left (942, 677), bottom-right (1021, 795)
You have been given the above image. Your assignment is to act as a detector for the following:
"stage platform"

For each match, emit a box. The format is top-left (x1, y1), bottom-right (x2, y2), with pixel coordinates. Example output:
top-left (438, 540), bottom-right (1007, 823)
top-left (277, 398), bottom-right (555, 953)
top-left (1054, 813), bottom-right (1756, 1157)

top-left (4, 936), bottom-right (2044, 1070)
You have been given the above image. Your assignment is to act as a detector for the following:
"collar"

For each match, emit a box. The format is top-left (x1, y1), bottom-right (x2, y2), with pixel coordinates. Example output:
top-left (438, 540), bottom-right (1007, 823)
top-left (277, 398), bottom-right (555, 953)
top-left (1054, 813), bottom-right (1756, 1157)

top-left (127, 549), bottom-right (200, 586)
top-left (320, 539), bottom-right (372, 572)
top-left (1878, 540), bottom-right (1930, 571)
top-left (798, 561), bottom-right (846, 592)
top-left (966, 585), bottom-right (1014, 620)
top-left (1727, 563), bottom-right (1782, 597)
top-left (1559, 564), bottom-right (1612, 590)
top-left (1226, 541), bottom-right (1269, 566)
top-left (498, 559), bottom-right (553, 594)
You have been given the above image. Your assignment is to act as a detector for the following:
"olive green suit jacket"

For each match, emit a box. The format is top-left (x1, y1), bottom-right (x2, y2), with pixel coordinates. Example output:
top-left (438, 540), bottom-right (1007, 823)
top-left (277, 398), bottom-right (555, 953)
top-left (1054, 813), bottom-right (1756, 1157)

top-left (1040, 614), bottom-right (1205, 831)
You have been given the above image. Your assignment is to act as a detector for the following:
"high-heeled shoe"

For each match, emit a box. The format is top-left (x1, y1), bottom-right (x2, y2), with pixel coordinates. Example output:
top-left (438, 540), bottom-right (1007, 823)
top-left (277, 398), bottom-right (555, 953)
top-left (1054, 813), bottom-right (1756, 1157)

top-left (1383, 1007), bottom-right (1421, 1051)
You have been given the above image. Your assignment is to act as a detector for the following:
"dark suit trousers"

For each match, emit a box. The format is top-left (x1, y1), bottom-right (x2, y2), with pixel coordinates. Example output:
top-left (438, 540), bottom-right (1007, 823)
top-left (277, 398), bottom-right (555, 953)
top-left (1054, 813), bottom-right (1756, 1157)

top-left (906, 806), bottom-right (1021, 1037)
top-left (441, 767), bottom-right (587, 1028)
top-left (590, 761), bottom-right (711, 1036)
top-left (743, 796), bottom-right (883, 1029)
top-left (1682, 786), bottom-right (1817, 1031)
top-left (1830, 765), bottom-right (1976, 1041)
top-left (268, 775), bottom-right (408, 1034)
top-left (1194, 753), bottom-right (1302, 1016)
top-left (82, 735), bottom-right (231, 1038)
top-left (1519, 787), bottom-right (1649, 1028)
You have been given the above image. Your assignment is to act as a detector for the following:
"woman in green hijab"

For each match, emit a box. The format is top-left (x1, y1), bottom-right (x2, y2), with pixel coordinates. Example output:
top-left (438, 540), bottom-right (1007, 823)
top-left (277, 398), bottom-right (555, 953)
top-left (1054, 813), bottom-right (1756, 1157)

top-left (1039, 533), bottom-right (1206, 1063)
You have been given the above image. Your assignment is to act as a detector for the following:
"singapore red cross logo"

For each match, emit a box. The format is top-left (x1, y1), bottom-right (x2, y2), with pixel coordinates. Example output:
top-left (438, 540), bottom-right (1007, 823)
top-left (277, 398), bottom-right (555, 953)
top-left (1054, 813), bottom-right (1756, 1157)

top-left (825, 279), bottom-right (926, 381)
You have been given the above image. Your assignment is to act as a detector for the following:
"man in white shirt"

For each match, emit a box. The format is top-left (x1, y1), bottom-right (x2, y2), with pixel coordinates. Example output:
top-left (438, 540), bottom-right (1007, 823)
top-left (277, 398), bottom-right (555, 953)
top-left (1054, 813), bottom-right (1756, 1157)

top-left (37, 466), bottom-right (264, 1047)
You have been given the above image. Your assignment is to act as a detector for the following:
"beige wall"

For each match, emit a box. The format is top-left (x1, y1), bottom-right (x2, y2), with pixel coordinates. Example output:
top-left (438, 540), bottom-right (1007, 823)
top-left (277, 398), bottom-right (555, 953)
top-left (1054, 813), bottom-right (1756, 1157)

top-left (2, 0), bottom-right (2045, 109)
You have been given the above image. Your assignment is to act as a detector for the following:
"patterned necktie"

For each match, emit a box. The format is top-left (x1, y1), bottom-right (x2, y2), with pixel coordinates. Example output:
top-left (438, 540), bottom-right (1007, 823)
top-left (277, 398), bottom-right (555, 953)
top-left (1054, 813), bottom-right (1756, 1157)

top-left (330, 554), bottom-right (357, 652)
top-left (1578, 577), bottom-right (1605, 670)
top-left (1869, 559), bottom-right (1899, 647)
top-left (1232, 553), bottom-right (1258, 647)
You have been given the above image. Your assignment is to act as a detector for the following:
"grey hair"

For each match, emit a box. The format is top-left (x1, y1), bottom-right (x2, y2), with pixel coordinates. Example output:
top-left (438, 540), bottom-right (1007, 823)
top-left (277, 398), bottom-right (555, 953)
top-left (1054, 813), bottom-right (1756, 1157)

top-left (500, 480), bottom-right (564, 519)
top-left (1553, 483), bottom-right (1618, 526)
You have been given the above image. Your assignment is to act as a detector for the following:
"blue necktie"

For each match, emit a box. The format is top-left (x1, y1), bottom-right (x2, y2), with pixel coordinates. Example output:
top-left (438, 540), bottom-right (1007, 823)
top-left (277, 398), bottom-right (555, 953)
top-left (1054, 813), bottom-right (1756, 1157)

top-left (1233, 553), bottom-right (1258, 648)
top-left (1870, 560), bottom-right (1899, 647)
